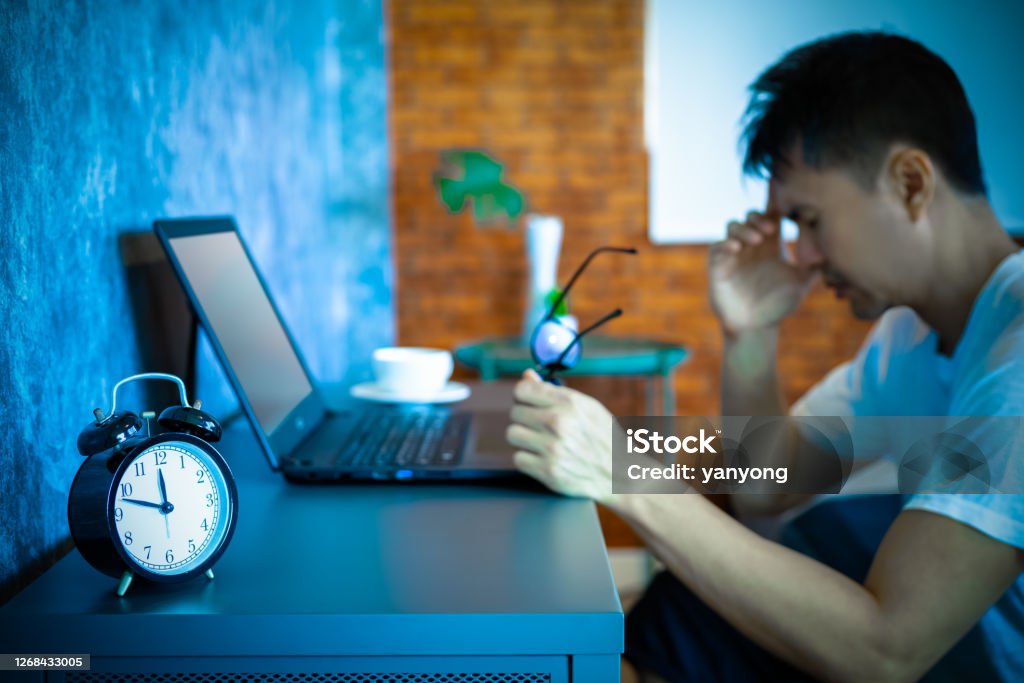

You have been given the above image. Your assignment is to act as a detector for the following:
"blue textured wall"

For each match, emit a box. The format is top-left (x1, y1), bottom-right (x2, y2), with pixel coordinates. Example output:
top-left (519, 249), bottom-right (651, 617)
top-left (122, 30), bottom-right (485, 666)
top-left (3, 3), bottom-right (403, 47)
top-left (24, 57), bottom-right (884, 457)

top-left (0, 0), bottom-right (392, 602)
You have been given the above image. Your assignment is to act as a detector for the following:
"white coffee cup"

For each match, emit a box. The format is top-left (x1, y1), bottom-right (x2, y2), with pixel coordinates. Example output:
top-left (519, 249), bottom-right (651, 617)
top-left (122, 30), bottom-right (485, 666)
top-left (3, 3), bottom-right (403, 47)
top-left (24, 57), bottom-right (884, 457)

top-left (372, 347), bottom-right (454, 397)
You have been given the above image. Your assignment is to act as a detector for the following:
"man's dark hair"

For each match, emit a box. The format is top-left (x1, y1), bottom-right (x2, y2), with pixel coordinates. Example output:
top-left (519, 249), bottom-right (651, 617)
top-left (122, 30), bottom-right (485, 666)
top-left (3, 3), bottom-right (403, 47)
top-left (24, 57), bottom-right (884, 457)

top-left (742, 31), bottom-right (986, 195)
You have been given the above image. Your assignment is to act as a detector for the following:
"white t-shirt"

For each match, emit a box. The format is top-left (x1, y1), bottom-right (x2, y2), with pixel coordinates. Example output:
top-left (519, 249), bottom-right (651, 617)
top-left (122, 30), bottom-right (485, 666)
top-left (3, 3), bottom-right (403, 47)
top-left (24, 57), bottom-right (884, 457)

top-left (792, 251), bottom-right (1024, 681)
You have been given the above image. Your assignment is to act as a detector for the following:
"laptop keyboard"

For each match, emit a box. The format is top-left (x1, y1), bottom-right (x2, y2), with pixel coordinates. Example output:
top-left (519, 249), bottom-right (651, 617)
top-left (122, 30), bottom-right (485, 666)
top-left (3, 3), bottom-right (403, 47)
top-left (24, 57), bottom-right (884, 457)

top-left (331, 410), bottom-right (472, 469)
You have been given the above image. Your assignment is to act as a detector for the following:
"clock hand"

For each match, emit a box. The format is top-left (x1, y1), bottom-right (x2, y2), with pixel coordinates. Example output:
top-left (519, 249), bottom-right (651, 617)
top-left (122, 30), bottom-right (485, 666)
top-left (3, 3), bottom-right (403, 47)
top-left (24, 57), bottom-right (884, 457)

top-left (122, 498), bottom-right (164, 510)
top-left (122, 496), bottom-right (175, 514)
top-left (157, 470), bottom-right (172, 539)
top-left (158, 469), bottom-right (169, 505)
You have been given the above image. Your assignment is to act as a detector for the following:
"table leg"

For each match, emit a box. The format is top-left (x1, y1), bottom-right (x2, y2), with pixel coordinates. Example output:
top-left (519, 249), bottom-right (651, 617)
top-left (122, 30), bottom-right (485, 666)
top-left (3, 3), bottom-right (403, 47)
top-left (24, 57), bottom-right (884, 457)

top-left (481, 357), bottom-right (498, 381)
top-left (662, 372), bottom-right (676, 416)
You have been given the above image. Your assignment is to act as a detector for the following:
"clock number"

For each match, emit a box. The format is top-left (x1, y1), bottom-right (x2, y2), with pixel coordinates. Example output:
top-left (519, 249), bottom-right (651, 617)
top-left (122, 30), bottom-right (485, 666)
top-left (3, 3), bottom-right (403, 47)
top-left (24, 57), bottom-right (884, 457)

top-left (144, 545), bottom-right (152, 559)
top-left (205, 493), bottom-right (214, 508)
top-left (114, 507), bottom-right (123, 521)
top-left (200, 518), bottom-right (209, 531)
top-left (165, 549), bottom-right (174, 563)
top-left (134, 461), bottom-right (146, 477)
top-left (179, 455), bottom-right (186, 469)
top-left (188, 538), bottom-right (196, 553)
top-left (196, 469), bottom-right (205, 484)
top-left (154, 451), bottom-right (167, 466)
top-left (120, 482), bottom-right (133, 497)
top-left (123, 531), bottom-right (133, 545)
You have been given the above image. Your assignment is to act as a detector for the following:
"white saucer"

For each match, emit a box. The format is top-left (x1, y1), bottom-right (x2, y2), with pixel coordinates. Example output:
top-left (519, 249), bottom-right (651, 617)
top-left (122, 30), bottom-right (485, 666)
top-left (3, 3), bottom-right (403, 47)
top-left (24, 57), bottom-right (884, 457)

top-left (349, 381), bottom-right (471, 404)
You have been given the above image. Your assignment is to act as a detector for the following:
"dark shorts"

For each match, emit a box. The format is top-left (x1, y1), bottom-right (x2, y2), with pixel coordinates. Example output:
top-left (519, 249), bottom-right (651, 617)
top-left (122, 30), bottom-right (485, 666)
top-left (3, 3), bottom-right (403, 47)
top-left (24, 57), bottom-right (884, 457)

top-left (623, 495), bottom-right (906, 683)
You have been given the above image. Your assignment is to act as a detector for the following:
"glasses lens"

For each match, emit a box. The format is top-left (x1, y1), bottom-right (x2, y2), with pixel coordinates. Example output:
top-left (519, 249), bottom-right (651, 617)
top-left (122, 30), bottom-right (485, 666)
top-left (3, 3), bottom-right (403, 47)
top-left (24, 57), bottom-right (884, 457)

top-left (530, 319), bottom-right (582, 368)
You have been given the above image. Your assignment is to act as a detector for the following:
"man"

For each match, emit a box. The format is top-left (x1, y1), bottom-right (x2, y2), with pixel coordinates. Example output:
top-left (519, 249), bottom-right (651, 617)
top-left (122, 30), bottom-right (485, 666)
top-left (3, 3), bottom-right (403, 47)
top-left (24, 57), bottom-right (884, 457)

top-left (506, 32), bottom-right (1024, 681)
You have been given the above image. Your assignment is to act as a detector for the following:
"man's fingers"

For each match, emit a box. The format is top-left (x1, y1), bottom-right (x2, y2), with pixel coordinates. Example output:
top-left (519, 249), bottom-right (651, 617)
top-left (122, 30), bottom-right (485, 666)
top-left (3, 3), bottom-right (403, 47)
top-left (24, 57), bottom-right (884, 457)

top-left (514, 373), bottom-right (562, 407)
top-left (726, 220), bottom-right (764, 245)
top-left (506, 422), bottom-right (555, 454)
top-left (510, 404), bottom-right (551, 432)
top-left (709, 240), bottom-right (742, 275)
top-left (513, 450), bottom-right (547, 482)
top-left (746, 210), bottom-right (779, 235)
top-left (710, 238), bottom-right (741, 256)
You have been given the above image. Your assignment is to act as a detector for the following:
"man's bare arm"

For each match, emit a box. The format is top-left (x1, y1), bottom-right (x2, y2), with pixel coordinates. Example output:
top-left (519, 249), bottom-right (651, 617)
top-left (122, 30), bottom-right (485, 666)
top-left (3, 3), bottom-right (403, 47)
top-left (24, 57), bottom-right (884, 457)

top-left (611, 493), bottom-right (1023, 682)
top-left (721, 327), bottom-right (785, 416)
top-left (711, 209), bottom-right (828, 514)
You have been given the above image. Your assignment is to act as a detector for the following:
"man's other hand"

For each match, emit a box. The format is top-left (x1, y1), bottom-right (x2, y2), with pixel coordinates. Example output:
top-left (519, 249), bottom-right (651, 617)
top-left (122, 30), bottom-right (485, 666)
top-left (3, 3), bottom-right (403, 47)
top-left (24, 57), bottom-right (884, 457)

top-left (709, 210), bottom-right (817, 336)
top-left (506, 369), bottom-right (619, 504)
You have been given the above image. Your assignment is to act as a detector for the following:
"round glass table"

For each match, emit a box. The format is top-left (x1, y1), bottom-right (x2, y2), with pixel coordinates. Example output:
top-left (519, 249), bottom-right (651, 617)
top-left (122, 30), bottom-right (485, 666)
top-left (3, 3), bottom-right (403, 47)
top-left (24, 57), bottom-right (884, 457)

top-left (455, 335), bottom-right (688, 415)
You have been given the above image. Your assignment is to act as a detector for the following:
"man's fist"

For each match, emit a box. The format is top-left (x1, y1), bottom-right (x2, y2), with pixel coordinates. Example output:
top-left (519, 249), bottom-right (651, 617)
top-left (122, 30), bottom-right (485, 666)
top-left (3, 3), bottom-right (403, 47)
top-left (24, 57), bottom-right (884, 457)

top-left (506, 369), bottom-right (620, 504)
top-left (708, 210), bottom-right (818, 336)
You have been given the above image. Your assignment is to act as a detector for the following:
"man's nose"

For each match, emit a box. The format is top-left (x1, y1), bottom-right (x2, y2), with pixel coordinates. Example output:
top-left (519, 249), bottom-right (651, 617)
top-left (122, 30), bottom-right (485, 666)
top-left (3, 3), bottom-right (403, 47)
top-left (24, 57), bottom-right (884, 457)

top-left (794, 230), bottom-right (826, 268)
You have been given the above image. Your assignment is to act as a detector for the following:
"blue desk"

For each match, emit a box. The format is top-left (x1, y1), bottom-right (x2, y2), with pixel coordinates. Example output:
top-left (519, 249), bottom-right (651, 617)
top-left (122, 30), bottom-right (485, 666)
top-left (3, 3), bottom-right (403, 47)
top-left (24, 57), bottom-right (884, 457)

top-left (0, 383), bottom-right (623, 682)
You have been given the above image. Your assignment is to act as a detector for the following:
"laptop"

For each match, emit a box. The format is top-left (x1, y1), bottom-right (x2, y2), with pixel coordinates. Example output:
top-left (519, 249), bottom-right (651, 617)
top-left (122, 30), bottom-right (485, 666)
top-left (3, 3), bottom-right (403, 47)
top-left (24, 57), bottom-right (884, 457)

top-left (154, 216), bottom-right (519, 482)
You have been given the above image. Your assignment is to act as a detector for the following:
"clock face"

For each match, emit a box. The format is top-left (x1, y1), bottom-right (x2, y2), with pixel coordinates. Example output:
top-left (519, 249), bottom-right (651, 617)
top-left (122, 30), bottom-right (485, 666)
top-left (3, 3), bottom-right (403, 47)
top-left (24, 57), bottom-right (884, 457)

top-left (111, 440), bottom-right (234, 577)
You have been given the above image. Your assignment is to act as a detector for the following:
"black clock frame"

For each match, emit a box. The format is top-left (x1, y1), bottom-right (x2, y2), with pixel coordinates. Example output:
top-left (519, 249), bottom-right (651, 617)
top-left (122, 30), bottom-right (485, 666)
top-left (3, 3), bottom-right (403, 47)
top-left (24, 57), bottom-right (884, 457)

top-left (68, 431), bottom-right (238, 585)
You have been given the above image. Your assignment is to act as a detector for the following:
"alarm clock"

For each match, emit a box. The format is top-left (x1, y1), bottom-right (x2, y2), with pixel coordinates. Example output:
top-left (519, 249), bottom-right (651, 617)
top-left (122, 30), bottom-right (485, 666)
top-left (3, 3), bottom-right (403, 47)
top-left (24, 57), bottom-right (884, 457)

top-left (68, 372), bottom-right (238, 597)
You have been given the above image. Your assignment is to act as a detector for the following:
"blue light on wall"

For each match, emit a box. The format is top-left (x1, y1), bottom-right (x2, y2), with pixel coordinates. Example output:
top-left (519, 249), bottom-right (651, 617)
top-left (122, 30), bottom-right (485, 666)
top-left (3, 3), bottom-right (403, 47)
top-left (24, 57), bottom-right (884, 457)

top-left (0, 0), bottom-right (392, 603)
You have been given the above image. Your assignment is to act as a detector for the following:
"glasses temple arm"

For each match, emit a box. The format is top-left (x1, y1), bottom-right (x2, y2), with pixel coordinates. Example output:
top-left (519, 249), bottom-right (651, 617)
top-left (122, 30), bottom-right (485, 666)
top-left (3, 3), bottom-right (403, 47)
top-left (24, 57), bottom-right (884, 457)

top-left (553, 308), bottom-right (624, 367)
top-left (543, 246), bottom-right (637, 321)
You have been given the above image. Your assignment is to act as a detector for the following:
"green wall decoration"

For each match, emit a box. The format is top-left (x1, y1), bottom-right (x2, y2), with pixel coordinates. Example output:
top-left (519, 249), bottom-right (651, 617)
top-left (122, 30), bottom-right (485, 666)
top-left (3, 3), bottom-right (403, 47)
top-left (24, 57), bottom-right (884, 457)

top-left (434, 150), bottom-right (526, 224)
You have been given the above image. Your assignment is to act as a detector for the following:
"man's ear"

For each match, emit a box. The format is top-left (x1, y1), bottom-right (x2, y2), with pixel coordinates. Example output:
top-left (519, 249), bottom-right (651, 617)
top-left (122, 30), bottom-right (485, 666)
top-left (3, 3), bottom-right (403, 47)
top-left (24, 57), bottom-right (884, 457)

top-left (885, 148), bottom-right (935, 222)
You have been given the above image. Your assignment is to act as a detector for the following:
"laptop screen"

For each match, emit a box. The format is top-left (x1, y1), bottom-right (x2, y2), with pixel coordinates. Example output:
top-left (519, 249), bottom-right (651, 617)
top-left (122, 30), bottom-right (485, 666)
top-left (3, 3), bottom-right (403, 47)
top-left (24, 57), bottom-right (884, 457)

top-left (165, 230), bottom-right (314, 435)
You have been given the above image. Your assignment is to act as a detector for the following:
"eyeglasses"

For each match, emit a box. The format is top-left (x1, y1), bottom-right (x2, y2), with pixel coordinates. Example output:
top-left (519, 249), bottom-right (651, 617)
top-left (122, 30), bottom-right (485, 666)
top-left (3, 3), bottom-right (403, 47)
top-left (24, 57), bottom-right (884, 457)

top-left (529, 246), bottom-right (638, 384)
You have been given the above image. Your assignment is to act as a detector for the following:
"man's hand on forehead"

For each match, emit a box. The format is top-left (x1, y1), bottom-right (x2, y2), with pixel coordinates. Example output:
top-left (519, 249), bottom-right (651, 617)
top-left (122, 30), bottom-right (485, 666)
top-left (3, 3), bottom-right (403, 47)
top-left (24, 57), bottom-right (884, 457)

top-left (766, 180), bottom-right (787, 222)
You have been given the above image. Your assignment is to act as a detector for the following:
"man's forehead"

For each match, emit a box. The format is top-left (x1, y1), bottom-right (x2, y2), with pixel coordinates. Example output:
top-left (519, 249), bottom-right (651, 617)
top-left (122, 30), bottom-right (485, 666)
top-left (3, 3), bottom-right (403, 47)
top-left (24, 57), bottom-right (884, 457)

top-left (768, 175), bottom-right (815, 217)
top-left (766, 157), bottom-right (837, 216)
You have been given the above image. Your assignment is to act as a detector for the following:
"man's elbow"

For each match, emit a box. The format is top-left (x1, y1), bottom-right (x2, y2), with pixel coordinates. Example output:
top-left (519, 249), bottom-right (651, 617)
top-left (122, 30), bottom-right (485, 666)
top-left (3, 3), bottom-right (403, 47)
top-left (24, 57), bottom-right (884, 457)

top-left (848, 657), bottom-right (918, 683)
top-left (829, 632), bottom-right (931, 683)
top-left (732, 492), bottom-right (807, 518)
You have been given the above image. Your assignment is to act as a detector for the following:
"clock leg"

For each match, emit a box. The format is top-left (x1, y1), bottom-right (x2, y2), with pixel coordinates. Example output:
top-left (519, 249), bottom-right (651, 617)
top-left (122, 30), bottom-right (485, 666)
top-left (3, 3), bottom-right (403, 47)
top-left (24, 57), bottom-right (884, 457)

top-left (116, 570), bottom-right (134, 597)
top-left (205, 568), bottom-right (215, 581)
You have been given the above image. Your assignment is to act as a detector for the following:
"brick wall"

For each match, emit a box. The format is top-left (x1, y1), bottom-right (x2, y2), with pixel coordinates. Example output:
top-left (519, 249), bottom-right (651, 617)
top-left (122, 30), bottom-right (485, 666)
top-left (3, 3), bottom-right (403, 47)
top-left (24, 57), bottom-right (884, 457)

top-left (388, 0), bottom-right (873, 544)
